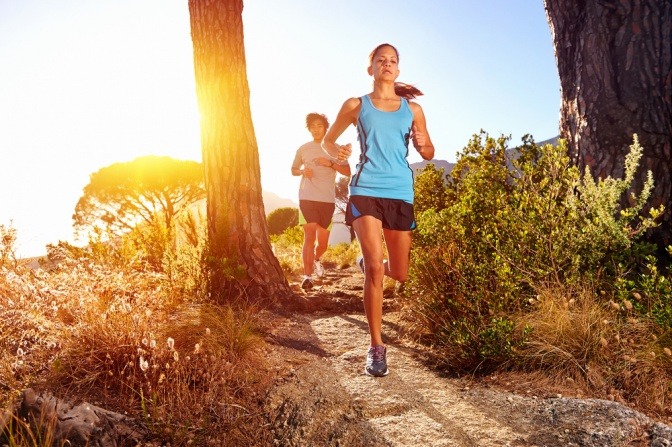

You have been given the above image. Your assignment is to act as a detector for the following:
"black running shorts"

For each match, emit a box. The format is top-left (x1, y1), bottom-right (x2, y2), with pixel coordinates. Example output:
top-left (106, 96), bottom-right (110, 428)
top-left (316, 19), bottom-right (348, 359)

top-left (345, 195), bottom-right (416, 231)
top-left (299, 200), bottom-right (335, 230)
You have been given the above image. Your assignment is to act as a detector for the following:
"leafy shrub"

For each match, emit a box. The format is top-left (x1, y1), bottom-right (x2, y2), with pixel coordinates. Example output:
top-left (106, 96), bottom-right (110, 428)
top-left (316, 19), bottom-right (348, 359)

top-left (614, 249), bottom-right (672, 328)
top-left (413, 163), bottom-right (448, 214)
top-left (121, 215), bottom-right (172, 271)
top-left (266, 207), bottom-right (299, 236)
top-left (407, 132), bottom-right (663, 372)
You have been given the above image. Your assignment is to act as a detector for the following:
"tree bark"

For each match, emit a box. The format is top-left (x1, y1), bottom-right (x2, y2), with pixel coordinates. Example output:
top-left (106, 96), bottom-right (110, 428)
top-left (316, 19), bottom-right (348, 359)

top-left (544, 0), bottom-right (672, 254)
top-left (188, 0), bottom-right (291, 302)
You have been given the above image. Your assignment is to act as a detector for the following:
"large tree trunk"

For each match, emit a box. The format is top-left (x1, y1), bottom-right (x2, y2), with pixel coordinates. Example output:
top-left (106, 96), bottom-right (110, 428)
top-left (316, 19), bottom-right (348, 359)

top-left (188, 0), bottom-right (291, 302)
top-left (544, 0), bottom-right (672, 256)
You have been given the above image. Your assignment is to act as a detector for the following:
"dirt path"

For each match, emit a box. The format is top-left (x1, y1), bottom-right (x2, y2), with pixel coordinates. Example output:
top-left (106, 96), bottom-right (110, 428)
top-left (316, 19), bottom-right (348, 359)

top-left (262, 266), bottom-right (672, 447)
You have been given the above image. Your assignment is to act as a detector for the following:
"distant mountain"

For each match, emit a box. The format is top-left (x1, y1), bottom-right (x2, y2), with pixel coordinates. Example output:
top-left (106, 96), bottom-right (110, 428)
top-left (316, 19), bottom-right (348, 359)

top-left (410, 159), bottom-right (455, 177)
top-left (262, 191), bottom-right (298, 214)
top-left (537, 135), bottom-right (560, 147)
top-left (410, 135), bottom-right (560, 178)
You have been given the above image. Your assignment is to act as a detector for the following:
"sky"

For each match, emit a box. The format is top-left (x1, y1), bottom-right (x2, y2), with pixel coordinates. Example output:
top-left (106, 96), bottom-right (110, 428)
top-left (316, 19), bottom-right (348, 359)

top-left (0, 0), bottom-right (560, 258)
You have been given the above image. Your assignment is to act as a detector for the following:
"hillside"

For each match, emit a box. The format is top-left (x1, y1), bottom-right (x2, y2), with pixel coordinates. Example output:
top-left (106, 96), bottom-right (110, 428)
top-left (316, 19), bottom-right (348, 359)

top-left (263, 190), bottom-right (298, 214)
top-left (410, 158), bottom-right (455, 176)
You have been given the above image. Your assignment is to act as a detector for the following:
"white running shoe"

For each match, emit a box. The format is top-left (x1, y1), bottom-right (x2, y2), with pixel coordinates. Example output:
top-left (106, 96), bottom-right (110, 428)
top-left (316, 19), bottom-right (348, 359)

top-left (314, 260), bottom-right (325, 278)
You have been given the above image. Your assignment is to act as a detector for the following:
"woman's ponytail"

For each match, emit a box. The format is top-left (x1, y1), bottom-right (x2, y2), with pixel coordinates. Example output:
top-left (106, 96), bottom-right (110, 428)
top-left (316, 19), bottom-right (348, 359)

top-left (394, 82), bottom-right (423, 100)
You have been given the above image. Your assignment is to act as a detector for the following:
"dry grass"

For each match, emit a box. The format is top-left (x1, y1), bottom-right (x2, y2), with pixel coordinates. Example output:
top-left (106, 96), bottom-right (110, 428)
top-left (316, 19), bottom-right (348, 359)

top-left (514, 285), bottom-right (672, 419)
top-left (1, 253), bottom-right (274, 446)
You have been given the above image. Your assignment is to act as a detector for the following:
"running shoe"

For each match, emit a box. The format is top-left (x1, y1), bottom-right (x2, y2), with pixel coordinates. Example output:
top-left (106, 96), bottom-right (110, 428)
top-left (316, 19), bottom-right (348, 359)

top-left (314, 260), bottom-right (325, 278)
top-left (300, 275), bottom-right (314, 290)
top-left (365, 345), bottom-right (388, 377)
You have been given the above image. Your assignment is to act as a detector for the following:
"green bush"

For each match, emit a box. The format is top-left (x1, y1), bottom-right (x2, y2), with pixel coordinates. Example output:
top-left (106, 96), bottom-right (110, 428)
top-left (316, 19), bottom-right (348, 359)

top-left (414, 163), bottom-right (448, 214)
top-left (266, 207), bottom-right (299, 236)
top-left (407, 132), bottom-right (663, 372)
top-left (614, 249), bottom-right (672, 328)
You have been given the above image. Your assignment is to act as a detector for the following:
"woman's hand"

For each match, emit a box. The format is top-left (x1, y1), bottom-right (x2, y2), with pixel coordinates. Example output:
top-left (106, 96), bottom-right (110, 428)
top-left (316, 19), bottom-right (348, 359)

top-left (337, 143), bottom-right (352, 162)
top-left (411, 124), bottom-right (427, 151)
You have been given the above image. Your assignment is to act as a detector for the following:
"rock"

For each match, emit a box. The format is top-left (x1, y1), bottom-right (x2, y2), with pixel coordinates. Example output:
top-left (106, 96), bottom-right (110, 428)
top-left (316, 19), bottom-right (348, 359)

top-left (18, 388), bottom-right (147, 447)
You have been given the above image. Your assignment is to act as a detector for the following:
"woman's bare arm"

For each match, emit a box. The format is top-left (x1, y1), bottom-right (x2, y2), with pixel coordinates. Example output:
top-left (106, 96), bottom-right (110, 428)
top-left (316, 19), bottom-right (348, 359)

top-left (409, 102), bottom-right (435, 160)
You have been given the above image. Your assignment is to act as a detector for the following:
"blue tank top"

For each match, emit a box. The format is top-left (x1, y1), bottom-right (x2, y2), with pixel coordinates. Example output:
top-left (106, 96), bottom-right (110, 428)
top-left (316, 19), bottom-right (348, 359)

top-left (350, 95), bottom-right (414, 203)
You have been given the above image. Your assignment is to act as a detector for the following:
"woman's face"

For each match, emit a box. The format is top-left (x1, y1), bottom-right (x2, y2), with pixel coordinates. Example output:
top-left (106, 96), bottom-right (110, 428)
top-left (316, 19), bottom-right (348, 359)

top-left (368, 45), bottom-right (400, 81)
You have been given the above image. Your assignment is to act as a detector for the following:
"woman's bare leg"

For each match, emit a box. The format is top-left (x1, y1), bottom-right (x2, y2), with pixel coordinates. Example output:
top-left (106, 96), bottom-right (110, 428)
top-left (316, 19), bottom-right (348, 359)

top-left (353, 216), bottom-right (385, 346)
top-left (382, 228), bottom-right (412, 282)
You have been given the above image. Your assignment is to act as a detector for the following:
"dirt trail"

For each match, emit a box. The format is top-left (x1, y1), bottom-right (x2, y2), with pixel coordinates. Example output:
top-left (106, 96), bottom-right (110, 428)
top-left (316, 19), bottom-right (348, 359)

top-left (262, 266), bottom-right (672, 447)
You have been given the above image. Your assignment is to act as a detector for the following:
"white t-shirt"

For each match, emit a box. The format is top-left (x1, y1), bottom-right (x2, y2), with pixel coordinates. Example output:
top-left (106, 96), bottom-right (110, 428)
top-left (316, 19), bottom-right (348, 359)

top-left (292, 141), bottom-right (341, 203)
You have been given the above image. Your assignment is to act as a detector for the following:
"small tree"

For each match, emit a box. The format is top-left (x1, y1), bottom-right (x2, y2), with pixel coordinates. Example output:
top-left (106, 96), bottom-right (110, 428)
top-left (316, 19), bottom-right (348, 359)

top-left (266, 207), bottom-right (298, 236)
top-left (72, 155), bottom-right (205, 238)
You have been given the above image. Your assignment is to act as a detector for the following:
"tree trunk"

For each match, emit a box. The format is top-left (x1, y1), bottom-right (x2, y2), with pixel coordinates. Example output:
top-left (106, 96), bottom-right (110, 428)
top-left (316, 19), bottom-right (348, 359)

top-left (188, 0), bottom-right (291, 302)
top-left (544, 0), bottom-right (672, 255)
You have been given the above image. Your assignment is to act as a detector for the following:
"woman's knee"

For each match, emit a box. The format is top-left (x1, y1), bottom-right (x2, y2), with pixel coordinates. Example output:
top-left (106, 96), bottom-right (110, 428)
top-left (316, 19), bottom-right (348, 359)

top-left (365, 259), bottom-right (386, 281)
top-left (386, 261), bottom-right (408, 282)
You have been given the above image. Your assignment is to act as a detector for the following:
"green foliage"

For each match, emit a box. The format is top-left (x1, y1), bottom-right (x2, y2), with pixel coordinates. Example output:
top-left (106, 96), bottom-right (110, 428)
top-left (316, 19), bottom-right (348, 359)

top-left (407, 132), bottom-right (663, 372)
top-left (614, 249), bottom-right (672, 328)
top-left (271, 225), bottom-right (304, 248)
top-left (72, 155), bottom-right (205, 239)
top-left (414, 163), bottom-right (448, 214)
top-left (266, 207), bottom-right (298, 236)
top-left (51, 205), bottom-right (206, 281)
